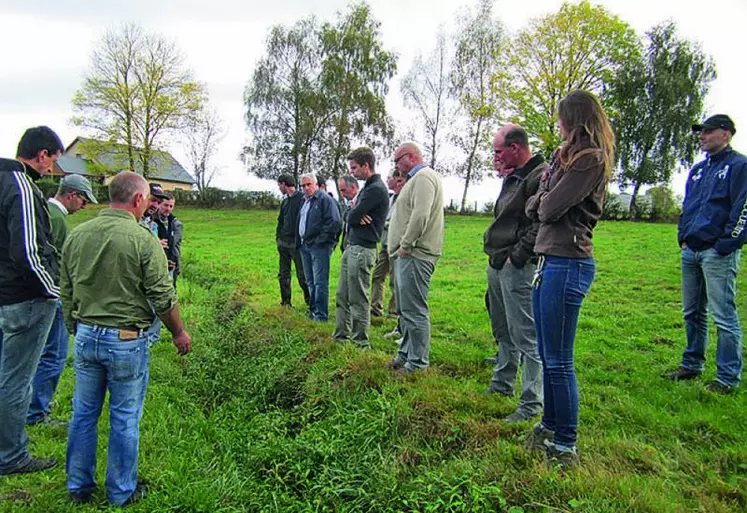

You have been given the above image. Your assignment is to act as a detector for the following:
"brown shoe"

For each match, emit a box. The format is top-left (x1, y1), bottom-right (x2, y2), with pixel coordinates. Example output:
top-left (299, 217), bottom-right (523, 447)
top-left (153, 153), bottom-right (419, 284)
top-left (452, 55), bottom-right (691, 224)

top-left (387, 359), bottom-right (404, 371)
top-left (705, 380), bottom-right (734, 394)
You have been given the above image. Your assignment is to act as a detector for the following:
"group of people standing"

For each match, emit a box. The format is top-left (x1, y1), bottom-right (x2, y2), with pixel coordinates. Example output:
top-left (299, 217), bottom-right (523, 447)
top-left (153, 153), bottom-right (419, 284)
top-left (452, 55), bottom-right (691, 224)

top-left (276, 143), bottom-right (446, 373)
top-left (277, 90), bottom-right (746, 470)
top-left (0, 126), bottom-right (190, 507)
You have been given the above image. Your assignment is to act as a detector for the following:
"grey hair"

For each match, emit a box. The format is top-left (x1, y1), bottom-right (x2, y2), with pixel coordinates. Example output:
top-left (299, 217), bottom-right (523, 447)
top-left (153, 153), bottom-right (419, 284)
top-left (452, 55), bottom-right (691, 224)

top-left (300, 172), bottom-right (317, 183)
top-left (338, 175), bottom-right (358, 188)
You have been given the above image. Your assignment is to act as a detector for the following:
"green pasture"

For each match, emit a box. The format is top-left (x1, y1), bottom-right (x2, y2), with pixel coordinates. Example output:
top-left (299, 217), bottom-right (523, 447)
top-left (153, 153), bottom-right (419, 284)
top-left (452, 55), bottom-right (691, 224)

top-left (1, 208), bottom-right (745, 512)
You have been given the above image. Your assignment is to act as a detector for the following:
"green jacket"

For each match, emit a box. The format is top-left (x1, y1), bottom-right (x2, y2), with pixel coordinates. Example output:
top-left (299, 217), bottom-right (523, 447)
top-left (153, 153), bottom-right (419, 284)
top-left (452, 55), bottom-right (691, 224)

top-left (60, 208), bottom-right (177, 333)
top-left (47, 198), bottom-right (68, 259)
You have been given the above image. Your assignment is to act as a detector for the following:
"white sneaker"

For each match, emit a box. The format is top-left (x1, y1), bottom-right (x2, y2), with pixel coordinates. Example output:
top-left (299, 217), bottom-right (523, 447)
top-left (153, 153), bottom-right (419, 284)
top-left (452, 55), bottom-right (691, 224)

top-left (383, 327), bottom-right (401, 339)
top-left (395, 337), bottom-right (404, 345)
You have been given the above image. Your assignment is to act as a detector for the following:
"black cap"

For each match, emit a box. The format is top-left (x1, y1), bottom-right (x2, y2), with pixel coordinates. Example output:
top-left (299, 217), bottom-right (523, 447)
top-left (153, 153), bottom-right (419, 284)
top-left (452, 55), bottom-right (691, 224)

top-left (692, 114), bottom-right (736, 135)
top-left (149, 183), bottom-right (169, 199)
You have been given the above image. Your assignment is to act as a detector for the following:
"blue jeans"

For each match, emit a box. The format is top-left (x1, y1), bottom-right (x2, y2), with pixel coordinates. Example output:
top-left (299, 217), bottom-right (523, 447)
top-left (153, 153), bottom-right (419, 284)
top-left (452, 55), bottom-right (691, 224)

top-left (681, 247), bottom-right (743, 387)
top-left (533, 256), bottom-right (595, 448)
top-left (300, 243), bottom-right (333, 321)
top-left (66, 324), bottom-right (150, 505)
top-left (27, 300), bottom-right (69, 424)
top-left (0, 298), bottom-right (57, 473)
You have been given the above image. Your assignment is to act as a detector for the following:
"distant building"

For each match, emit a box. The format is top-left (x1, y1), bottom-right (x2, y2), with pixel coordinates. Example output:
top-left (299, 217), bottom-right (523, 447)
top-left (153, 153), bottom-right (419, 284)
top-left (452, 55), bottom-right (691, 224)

top-left (53, 137), bottom-right (195, 191)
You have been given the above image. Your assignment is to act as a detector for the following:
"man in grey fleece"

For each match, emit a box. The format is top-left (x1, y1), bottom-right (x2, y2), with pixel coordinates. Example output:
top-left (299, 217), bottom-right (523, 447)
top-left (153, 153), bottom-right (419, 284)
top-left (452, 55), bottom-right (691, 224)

top-left (484, 125), bottom-right (547, 422)
top-left (387, 142), bottom-right (444, 372)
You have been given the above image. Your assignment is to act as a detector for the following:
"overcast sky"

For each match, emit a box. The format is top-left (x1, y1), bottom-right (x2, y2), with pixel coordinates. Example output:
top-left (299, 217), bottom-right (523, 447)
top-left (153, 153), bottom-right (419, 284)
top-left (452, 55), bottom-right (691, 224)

top-left (1, 0), bottom-right (744, 206)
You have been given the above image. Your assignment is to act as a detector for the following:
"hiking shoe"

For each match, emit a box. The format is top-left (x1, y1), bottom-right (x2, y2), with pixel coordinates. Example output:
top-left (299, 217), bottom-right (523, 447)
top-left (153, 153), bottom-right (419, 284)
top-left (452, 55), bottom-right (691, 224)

top-left (544, 441), bottom-right (579, 470)
top-left (387, 359), bottom-right (404, 371)
top-left (69, 489), bottom-right (96, 505)
top-left (383, 328), bottom-right (401, 339)
top-left (665, 367), bottom-right (701, 381)
top-left (524, 422), bottom-right (555, 451)
top-left (29, 416), bottom-right (67, 428)
top-left (121, 482), bottom-right (148, 507)
top-left (503, 410), bottom-right (537, 423)
top-left (0, 456), bottom-right (57, 476)
top-left (705, 380), bottom-right (734, 394)
top-left (484, 385), bottom-right (513, 397)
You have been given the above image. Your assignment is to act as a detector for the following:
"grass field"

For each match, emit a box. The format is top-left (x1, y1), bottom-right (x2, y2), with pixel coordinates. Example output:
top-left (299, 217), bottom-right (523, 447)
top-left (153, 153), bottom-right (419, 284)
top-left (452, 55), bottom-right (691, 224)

top-left (1, 207), bottom-right (746, 513)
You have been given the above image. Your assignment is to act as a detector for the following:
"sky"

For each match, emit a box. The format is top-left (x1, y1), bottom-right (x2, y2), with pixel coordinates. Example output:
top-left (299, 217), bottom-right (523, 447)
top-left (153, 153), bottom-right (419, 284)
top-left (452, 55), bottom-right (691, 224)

top-left (0, 0), bottom-right (745, 207)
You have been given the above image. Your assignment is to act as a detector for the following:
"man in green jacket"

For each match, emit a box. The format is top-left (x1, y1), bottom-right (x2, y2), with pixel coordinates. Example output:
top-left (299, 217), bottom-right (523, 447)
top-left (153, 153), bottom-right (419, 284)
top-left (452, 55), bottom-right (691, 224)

top-left (62, 171), bottom-right (192, 507)
top-left (387, 142), bottom-right (444, 372)
top-left (27, 174), bottom-right (97, 426)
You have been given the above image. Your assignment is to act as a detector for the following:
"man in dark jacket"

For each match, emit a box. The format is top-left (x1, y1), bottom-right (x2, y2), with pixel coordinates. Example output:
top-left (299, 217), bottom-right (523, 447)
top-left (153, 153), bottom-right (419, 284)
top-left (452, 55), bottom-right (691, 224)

top-left (667, 114), bottom-right (747, 393)
top-left (156, 193), bottom-right (184, 289)
top-left (276, 175), bottom-right (310, 307)
top-left (297, 173), bottom-right (341, 322)
top-left (333, 148), bottom-right (389, 347)
top-left (0, 126), bottom-right (64, 475)
top-left (484, 125), bottom-right (547, 422)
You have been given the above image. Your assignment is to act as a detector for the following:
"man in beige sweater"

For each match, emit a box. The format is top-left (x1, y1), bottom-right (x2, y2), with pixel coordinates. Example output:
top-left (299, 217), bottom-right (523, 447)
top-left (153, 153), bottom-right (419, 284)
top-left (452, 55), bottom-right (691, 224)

top-left (387, 142), bottom-right (444, 372)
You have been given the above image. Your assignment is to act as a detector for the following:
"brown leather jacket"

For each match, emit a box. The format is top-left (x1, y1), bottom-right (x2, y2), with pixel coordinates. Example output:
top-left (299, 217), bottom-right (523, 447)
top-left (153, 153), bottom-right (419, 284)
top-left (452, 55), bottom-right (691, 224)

top-left (526, 148), bottom-right (607, 258)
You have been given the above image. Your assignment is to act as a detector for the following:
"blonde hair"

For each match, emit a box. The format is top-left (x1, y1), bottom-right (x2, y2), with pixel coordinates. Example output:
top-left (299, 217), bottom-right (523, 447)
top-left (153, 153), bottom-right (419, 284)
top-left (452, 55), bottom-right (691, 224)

top-left (557, 90), bottom-right (615, 179)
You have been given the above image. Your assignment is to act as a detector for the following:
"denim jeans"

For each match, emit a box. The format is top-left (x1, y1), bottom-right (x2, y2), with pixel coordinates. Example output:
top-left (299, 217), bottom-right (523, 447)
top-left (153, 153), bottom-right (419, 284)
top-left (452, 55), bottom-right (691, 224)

top-left (0, 298), bottom-right (57, 473)
top-left (66, 324), bottom-right (150, 506)
top-left (487, 263), bottom-right (543, 416)
top-left (681, 247), bottom-right (743, 387)
top-left (394, 256), bottom-right (436, 371)
top-left (333, 245), bottom-right (377, 346)
top-left (27, 300), bottom-right (69, 424)
top-left (300, 243), bottom-right (333, 321)
top-left (533, 256), bottom-right (595, 448)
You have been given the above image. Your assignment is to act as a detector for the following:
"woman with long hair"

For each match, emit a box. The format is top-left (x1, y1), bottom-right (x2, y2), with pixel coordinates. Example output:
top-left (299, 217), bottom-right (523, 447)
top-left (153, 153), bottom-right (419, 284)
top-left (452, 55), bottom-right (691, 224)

top-left (524, 90), bottom-right (615, 468)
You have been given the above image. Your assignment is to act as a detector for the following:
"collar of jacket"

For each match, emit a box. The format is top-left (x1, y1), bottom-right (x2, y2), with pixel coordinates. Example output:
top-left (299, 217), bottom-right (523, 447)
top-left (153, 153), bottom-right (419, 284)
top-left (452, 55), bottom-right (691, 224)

top-left (508, 154), bottom-right (546, 180)
top-left (17, 160), bottom-right (42, 181)
top-left (707, 145), bottom-right (733, 164)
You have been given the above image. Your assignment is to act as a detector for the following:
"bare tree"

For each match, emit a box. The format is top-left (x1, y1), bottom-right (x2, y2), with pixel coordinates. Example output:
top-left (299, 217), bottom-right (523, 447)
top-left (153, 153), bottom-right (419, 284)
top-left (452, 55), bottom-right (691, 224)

top-left (400, 29), bottom-right (454, 172)
top-left (185, 106), bottom-right (226, 193)
top-left (72, 23), bottom-right (205, 177)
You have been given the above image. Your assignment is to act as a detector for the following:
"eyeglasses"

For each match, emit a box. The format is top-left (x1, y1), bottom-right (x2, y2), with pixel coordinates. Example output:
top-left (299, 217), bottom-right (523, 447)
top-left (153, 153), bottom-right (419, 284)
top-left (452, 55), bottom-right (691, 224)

top-left (394, 152), bottom-right (411, 165)
top-left (75, 192), bottom-right (89, 206)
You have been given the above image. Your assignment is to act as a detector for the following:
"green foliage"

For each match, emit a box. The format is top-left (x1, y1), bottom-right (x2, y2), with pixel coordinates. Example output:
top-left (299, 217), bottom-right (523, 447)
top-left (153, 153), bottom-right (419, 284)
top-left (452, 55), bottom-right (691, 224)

top-left (646, 185), bottom-right (683, 223)
top-left (170, 188), bottom-right (280, 210)
top-left (608, 21), bottom-right (716, 218)
top-left (450, 0), bottom-right (504, 212)
top-left (501, 0), bottom-right (640, 156)
top-left (4, 209), bottom-right (746, 512)
top-left (243, 17), bottom-right (326, 183)
top-left (318, 1), bottom-right (398, 187)
top-left (72, 23), bottom-right (205, 177)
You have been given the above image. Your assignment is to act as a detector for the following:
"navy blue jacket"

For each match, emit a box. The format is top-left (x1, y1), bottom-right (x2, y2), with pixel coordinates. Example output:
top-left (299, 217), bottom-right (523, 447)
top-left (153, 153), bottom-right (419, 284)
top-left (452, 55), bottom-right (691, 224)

top-left (678, 146), bottom-right (747, 255)
top-left (296, 189), bottom-right (341, 248)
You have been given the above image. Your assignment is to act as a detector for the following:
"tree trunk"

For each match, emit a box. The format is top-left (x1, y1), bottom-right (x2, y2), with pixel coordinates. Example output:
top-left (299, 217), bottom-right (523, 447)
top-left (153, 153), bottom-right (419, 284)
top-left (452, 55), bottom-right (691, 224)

top-left (629, 181), bottom-right (642, 220)
top-left (460, 116), bottom-right (484, 213)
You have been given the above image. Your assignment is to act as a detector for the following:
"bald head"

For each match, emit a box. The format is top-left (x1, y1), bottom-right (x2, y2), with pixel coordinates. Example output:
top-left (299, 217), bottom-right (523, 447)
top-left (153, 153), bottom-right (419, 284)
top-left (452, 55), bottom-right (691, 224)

top-left (109, 171), bottom-right (149, 204)
top-left (393, 141), bottom-right (423, 173)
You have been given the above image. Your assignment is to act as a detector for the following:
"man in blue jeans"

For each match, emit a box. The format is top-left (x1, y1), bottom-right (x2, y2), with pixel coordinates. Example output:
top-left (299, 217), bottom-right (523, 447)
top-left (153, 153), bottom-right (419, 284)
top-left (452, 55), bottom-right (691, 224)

top-left (27, 174), bottom-right (97, 426)
top-left (0, 126), bottom-right (64, 476)
top-left (61, 171), bottom-right (192, 506)
top-left (296, 172), bottom-right (341, 322)
top-left (667, 114), bottom-right (747, 394)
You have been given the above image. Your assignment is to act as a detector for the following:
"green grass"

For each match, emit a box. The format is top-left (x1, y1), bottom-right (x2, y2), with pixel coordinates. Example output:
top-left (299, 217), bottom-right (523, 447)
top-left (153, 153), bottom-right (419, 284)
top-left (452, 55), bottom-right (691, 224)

top-left (1, 208), bottom-right (746, 512)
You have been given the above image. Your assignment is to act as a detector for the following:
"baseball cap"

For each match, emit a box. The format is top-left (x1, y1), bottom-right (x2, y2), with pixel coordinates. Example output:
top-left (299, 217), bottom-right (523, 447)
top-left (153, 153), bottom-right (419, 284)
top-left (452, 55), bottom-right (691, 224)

top-left (149, 183), bottom-right (169, 199)
top-left (692, 114), bottom-right (736, 135)
top-left (61, 174), bottom-right (98, 204)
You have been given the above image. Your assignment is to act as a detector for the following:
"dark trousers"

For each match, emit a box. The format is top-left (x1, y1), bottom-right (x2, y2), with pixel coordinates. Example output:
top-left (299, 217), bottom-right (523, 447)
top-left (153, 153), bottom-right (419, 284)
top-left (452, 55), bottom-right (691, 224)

top-left (278, 241), bottom-right (310, 307)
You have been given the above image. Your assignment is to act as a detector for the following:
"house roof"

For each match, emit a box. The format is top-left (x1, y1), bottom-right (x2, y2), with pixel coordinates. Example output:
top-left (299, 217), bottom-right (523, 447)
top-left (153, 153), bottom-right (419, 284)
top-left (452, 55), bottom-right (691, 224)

top-left (64, 137), bottom-right (195, 185)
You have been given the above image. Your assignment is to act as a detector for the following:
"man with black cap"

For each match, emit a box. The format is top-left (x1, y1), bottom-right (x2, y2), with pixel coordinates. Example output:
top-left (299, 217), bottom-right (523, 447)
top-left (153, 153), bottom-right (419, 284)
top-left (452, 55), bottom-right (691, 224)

top-left (666, 114), bottom-right (747, 394)
top-left (27, 174), bottom-right (98, 426)
top-left (143, 183), bottom-right (169, 235)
